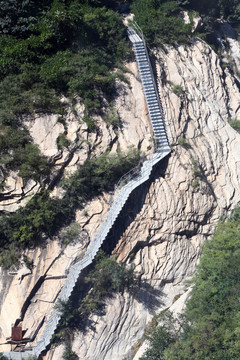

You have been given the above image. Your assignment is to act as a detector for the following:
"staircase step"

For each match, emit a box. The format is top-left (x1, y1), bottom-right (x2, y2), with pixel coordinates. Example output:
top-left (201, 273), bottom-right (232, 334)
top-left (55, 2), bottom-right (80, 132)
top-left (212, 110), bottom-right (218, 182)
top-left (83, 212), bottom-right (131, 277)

top-left (150, 116), bottom-right (162, 121)
top-left (146, 99), bottom-right (158, 104)
top-left (150, 109), bottom-right (162, 114)
top-left (149, 107), bottom-right (161, 111)
top-left (140, 71), bottom-right (151, 75)
top-left (151, 121), bottom-right (163, 126)
top-left (146, 93), bottom-right (157, 97)
top-left (144, 85), bottom-right (155, 90)
top-left (151, 116), bottom-right (163, 121)
top-left (145, 90), bottom-right (155, 94)
top-left (142, 80), bottom-right (153, 85)
top-left (135, 49), bottom-right (146, 54)
top-left (134, 44), bottom-right (145, 49)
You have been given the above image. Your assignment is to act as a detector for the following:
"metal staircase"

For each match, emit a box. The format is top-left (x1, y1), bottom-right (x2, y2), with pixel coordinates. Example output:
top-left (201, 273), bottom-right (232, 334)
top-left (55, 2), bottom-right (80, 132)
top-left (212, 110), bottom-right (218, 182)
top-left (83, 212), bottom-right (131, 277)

top-left (2, 25), bottom-right (171, 360)
top-left (128, 25), bottom-right (170, 152)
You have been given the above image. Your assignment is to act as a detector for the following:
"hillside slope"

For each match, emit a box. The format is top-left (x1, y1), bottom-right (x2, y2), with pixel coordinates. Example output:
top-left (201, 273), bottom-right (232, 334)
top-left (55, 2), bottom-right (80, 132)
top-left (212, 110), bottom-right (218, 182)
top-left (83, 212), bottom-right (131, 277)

top-left (46, 35), bottom-right (240, 360)
top-left (0, 5), bottom-right (240, 360)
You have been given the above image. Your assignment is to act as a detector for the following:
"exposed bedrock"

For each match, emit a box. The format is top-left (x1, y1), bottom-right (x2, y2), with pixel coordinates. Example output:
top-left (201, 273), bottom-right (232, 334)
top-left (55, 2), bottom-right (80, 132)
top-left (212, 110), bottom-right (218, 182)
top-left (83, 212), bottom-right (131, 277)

top-left (50, 39), bottom-right (240, 360)
top-left (1, 36), bottom-right (240, 359)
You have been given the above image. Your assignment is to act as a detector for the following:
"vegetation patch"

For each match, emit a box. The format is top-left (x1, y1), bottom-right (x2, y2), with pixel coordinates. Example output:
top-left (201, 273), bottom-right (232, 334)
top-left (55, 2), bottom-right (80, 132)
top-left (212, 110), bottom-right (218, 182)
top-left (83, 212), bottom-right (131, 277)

top-left (131, 0), bottom-right (240, 50)
top-left (229, 118), bottom-right (240, 133)
top-left (172, 84), bottom-right (184, 97)
top-left (131, 0), bottom-right (193, 46)
top-left (0, 0), bottom-right (131, 185)
top-left (53, 250), bottom-right (136, 344)
top-left (191, 158), bottom-right (202, 187)
top-left (0, 148), bottom-right (141, 268)
top-left (178, 137), bottom-right (190, 149)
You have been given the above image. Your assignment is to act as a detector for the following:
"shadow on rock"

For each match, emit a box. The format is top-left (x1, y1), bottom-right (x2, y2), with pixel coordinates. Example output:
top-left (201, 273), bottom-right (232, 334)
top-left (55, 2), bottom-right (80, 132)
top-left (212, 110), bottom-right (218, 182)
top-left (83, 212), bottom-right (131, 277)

top-left (131, 281), bottom-right (165, 313)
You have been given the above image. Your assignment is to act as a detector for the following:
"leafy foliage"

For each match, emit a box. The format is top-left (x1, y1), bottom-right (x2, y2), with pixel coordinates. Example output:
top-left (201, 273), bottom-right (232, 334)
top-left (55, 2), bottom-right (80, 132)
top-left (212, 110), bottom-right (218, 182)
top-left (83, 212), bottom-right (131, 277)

top-left (59, 222), bottom-right (82, 245)
top-left (54, 250), bottom-right (136, 343)
top-left (183, 0), bottom-right (240, 22)
top-left (0, 354), bottom-right (8, 360)
top-left (131, 0), bottom-right (240, 50)
top-left (178, 137), bottom-right (190, 148)
top-left (87, 250), bottom-right (136, 295)
top-left (229, 118), bottom-right (240, 133)
top-left (140, 312), bottom-right (177, 360)
top-left (172, 84), bottom-right (184, 96)
top-left (63, 345), bottom-right (78, 360)
top-left (131, 0), bottom-right (192, 46)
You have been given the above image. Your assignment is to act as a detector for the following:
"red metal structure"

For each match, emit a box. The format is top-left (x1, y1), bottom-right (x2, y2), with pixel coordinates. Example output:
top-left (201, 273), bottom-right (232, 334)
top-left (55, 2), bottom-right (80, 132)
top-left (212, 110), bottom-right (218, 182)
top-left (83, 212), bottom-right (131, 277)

top-left (10, 325), bottom-right (22, 351)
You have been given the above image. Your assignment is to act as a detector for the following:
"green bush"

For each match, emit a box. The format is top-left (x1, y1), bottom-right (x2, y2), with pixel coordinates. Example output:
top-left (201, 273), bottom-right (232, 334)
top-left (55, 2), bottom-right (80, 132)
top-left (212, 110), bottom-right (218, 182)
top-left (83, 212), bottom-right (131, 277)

top-left (0, 244), bottom-right (20, 269)
top-left (178, 137), bottom-right (190, 148)
top-left (57, 133), bottom-right (71, 150)
top-left (172, 84), bottom-right (184, 97)
top-left (62, 148), bottom-right (141, 205)
top-left (140, 312), bottom-right (177, 360)
top-left (104, 105), bottom-right (121, 128)
top-left (63, 346), bottom-right (78, 360)
top-left (0, 354), bottom-right (8, 360)
top-left (54, 250), bottom-right (136, 340)
top-left (229, 118), bottom-right (240, 133)
top-left (60, 222), bottom-right (82, 245)
top-left (184, 0), bottom-right (240, 22)
top-left (191, 158), bottom-right (202, 187)
top-left (131, 0), bottom-right (192, 46)
top-left (87, 250), bottom-right (136, 295)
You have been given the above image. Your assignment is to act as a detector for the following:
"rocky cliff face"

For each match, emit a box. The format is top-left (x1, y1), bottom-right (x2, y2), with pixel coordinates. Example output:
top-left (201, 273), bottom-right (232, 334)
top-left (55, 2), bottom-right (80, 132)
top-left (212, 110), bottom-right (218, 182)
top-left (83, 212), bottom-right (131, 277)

top-left (1, 30), bottom-right (240, 360)
top-left (53, 38), bottom-right (240, 360)
top-left (0, 62), bottom-right (153, 352)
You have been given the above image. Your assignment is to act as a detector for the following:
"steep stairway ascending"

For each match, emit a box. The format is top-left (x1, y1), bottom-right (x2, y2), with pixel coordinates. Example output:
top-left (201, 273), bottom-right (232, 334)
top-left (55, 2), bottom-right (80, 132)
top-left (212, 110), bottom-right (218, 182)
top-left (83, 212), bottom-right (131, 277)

top-left (128, 26), bottom-right (170, 153)
top-left (2, 26), bottom-right (171, 360)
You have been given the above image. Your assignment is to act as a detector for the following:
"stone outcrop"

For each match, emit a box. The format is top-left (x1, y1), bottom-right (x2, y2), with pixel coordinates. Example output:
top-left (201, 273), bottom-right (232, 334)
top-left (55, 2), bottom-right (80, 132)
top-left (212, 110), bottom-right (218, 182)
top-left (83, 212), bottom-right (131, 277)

top-left (217, 20), bottom-right (240, 75)
top-left (0, 64), bottom-right (152, 212)
top-left (1, 30), bottom-right (240, 360)
top-left (0, 61), bottom-right (153, 353)
top-left (48, 38), bottom-right (240, 359)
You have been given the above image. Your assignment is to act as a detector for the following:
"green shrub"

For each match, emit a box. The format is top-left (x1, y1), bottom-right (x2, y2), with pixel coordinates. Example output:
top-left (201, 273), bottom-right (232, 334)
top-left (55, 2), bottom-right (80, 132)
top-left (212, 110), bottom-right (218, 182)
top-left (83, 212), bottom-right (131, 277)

top-left (57, 133), bottom-right (71, 150)
top-left (140, 312), bottom-right (177, 360)
top-left (178, 137), bottom-right (190, 148)
top-left (104, 105), bottom-right (121, 128)
top-left (191, 158), bottom-right (202, 187)
top-left (63, 346), bottom-right (78, 360)
top-left (54, 250), bottom-right (136, 340)
top-left (131, 0), bottom-right (192, 46)
top-left (82, 113), bottom-right (96, 132)
top-left (0, 354), bottom-right (9, 360)
top-left (229, 118), bottom-right (240, 133)
top-left (192, 177), bottom-right (200, 188)
top-left (0, 244), bottom-right (20, 269)
top-left (172, 84), bottom-right (184, 97)
top-left (87, 250), bottom-right (136, 295)
top-left (60, 222), bottom-right (82, 245)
